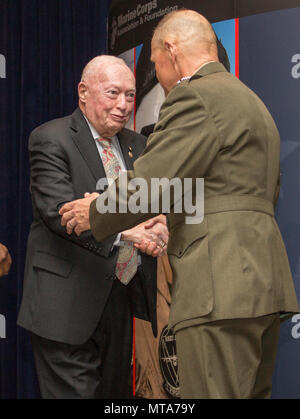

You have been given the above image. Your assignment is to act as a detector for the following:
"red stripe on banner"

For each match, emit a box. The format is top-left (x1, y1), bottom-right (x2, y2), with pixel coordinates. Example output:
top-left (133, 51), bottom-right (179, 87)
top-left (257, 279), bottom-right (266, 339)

top-left (132, 317), bottom-right (136, 396)
top-left (235, 18), bottom-right (239, 78)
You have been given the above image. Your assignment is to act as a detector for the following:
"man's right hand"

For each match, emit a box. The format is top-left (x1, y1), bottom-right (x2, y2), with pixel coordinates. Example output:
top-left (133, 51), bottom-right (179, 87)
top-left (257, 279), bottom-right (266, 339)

top-left (0, 243), bottom-right (12, 277)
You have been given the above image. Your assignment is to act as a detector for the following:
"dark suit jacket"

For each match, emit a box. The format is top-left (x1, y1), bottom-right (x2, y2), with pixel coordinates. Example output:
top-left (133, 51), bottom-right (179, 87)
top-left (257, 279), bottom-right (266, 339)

top-left (17, 108), bottom-right (157, 345)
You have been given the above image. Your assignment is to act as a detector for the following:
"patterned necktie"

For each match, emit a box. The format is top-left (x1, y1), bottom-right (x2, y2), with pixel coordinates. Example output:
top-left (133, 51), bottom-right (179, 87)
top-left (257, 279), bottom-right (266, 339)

top-left (97, 137), bottom-right (138, 285)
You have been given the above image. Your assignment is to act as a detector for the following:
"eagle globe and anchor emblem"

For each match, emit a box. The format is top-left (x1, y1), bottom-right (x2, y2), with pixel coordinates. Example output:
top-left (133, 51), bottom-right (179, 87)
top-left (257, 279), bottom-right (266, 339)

top-left (159, 325), bottom-right (180, 398)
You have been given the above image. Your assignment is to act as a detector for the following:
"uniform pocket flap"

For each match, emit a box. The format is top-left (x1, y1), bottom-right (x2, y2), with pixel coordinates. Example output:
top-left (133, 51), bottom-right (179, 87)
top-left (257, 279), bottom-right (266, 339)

top-left (32, 251), bottom-right (73, 278)
top-left (167, 219), bottom-right (208, 257)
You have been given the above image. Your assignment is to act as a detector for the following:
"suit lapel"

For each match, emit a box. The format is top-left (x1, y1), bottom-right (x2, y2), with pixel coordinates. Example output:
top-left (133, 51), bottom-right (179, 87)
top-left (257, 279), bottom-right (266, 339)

top-left (70, 108), bottom-right (106, 183)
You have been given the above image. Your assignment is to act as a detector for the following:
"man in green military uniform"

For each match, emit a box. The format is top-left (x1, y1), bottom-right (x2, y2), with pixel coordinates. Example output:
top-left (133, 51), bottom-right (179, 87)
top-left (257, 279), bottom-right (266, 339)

top-left (60, 10), bottom-right (299, 398)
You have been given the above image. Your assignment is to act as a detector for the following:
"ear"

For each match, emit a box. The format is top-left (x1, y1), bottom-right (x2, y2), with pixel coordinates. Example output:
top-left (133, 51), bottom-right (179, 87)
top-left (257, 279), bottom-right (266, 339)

top-left (78, 82), bottom-right (87, 103)
top-left (164, 40), bottom-right (177, 64)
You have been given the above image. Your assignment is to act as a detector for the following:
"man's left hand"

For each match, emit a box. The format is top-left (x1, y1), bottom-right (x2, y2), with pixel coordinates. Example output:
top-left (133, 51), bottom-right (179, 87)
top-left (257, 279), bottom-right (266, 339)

top-left (59, 192), bottom-right (99, 236)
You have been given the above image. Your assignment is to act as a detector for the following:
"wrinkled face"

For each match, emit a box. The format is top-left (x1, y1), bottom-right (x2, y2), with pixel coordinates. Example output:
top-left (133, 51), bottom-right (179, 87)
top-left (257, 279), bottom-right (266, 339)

top-left (79, 64), bottom-right (136, 137)
top-left (151, 38), bottom-right (179, 95)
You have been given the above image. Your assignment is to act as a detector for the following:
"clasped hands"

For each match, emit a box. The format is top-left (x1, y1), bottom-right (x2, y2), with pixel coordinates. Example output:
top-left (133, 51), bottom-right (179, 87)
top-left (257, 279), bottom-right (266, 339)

top-left (59, 193), bottom-right (169, 257)
top-left (121, 214), bottom-right (168, 257)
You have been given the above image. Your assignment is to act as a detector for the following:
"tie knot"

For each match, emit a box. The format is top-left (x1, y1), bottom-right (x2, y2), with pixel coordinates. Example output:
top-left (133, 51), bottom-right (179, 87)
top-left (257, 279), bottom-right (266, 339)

top-left (97, 137), bottom-right (112, 148)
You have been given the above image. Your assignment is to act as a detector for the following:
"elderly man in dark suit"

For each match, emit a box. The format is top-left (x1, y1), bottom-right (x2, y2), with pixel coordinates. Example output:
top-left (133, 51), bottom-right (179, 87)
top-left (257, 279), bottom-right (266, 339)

top-left (60, 11), bottom-right (299, 398)
top-left (17, 55), bottom-right (168, 399)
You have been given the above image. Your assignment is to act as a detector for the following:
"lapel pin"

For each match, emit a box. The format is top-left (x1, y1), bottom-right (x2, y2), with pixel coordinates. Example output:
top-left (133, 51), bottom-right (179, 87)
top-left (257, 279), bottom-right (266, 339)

top-left (128, 146), bottom-right (133, 158)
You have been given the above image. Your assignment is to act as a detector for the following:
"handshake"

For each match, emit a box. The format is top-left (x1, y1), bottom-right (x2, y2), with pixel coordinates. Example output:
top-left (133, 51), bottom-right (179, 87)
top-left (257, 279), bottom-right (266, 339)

top-left (59, 192), bottom-right (169, 257)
